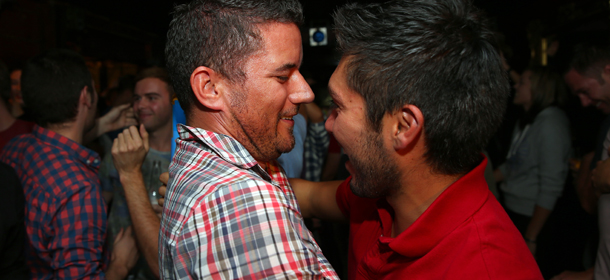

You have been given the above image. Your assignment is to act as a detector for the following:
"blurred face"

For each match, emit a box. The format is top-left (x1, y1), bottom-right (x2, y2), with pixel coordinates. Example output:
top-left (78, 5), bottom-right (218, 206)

top-left (325, 57), bottom-right (399, 198)
top-left (513, 70), bottom-right (533, 110)
top-left (565, 68), bottom-right (610, 114)
top-left (133, 77), bottom-right (172, 132)
top-left (225, 22), bottom-right (314, 162)
top-left (10, 69), bottom-right (23, 105)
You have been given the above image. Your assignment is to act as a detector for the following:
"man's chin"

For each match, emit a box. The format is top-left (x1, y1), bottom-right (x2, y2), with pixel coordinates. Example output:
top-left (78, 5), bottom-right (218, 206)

top-left (349, 177), bottom-right (383, 199)
top-left (139, 122), bottom-right (156, 132)
top-left (276, 144), bottom-right (295, 157)
top-left (277, 134), bottom-right (295, 153)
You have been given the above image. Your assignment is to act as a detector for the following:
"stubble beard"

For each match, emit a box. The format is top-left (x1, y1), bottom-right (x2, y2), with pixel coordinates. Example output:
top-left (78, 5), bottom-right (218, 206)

top-left (349, 130), bottom-right (400, 198)
top-left (228, 90), bottom-right (295, 162)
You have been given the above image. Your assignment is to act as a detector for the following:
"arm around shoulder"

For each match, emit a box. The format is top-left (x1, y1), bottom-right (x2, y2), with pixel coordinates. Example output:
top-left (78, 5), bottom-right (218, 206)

top-left (290, 178), bottom-right (347, 222)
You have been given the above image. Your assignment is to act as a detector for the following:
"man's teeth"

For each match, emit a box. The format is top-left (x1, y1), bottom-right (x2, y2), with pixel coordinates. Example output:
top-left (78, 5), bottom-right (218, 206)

top-left (281, 117), bottom-right (293, 120)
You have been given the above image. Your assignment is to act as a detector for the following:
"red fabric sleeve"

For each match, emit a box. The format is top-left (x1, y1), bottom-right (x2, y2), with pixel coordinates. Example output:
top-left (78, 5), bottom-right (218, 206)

top-left (335, 177), bottom-right (352, 219)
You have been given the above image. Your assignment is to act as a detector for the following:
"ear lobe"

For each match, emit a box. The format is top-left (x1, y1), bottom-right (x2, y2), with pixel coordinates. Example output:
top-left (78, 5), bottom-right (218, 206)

top-left (393, 104), bottom-right (423, 151)
top-left (190, 66), bottom-right (225, 111)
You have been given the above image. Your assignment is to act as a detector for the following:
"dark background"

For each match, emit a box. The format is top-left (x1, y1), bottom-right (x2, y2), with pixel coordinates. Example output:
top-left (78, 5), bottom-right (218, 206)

top-left (1, 0), bottom-right (608, 91)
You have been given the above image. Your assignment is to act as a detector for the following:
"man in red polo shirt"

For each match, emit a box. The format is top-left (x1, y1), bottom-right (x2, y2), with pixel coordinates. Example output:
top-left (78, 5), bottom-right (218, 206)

top-left (292, 0), bottom-right (543, 279)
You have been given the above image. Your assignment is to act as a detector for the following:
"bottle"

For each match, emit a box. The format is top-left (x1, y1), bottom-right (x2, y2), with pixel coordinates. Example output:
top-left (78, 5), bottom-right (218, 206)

top-left (149, 161), bottom-right (161, 206)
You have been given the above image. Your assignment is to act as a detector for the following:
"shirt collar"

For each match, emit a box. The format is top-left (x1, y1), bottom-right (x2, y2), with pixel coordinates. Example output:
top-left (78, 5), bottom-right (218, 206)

top-left (380, 156), bottom-right (490, 257)
top-left (177, 124), bottom-right (258, 169)
top-left (32, 125), bottom-right (100, 168)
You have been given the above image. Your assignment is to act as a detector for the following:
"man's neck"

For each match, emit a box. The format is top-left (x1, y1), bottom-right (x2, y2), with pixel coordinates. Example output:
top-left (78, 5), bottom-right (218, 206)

top-left (189, 111), bottom-right (272, 165)
top-left (147, 121), bottom-right (173, 152)
top-left (47, 122), bottom-right (83, 144)
top-left (386, 163), bottom-right (463, 238)
top-left (189, 110), bottom-right (235, 140)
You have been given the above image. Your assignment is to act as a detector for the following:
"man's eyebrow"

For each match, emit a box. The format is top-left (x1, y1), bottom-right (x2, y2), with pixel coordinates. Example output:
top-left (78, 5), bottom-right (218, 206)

top-left (135, 92), bottom-right (161, 98)
top-left (274, 63), bottom-right (298, 72)
top-left (328, 85), bottom-right (341, 104)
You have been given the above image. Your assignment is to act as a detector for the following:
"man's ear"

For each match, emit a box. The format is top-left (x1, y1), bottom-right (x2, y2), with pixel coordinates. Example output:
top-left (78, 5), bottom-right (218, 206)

top-left (392, 104), bottom-right (423, 151)
top-left (79, 86), bottom-right (92, 108)
top-left (190, 66), bottom-right (226, 111)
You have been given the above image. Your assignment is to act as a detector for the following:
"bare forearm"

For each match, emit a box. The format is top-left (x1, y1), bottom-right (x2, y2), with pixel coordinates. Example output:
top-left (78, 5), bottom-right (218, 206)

top-left (525, 205), bottom-right (551, 241)
top-left (119, 172), bottom-right (161, 278)
top-left (291, 178), bottom-right (346, 222)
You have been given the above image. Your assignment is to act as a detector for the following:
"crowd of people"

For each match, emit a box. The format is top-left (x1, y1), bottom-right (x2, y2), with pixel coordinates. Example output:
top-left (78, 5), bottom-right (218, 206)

top-left (2, 0), bottom-right (610, 279)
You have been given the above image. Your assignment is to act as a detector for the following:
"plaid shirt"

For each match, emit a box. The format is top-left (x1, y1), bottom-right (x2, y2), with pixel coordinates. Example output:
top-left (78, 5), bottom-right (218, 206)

top-left (160, 124), bottom-right (338, 279)
top-left (303, 121), bottom-right (329, 182)
top-left (0, 125), bottom-right (107, 280)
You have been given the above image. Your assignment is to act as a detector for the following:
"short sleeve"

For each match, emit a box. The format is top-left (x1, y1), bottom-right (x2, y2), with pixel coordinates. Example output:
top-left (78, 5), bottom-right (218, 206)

top-left (335, 177), bottom-right (352, 219)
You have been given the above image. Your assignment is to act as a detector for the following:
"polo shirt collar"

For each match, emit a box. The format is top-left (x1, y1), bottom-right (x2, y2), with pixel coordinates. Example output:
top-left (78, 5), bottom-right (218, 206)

top-left (380, 156), bottom-right (490, 257)
top-left (177, 124), bottom-right (258, 169)
top-left (32, 125), bottom-right (100, 168)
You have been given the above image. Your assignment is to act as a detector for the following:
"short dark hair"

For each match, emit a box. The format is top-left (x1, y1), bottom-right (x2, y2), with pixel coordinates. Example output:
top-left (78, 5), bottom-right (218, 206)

top-left (334, 0), bottom-right (509, 175)
top-left (165, 0), bottom-right (303, 119)
top-left (135, 67), bottom-right (174, 99)
top-left (569, 42), bottom-right (610, 82)
top-left (519, 66), bottom-right (567, 128)
top-left (21, 49), bottom-right (93, 127)
top-left (0, 61), bottom-right (9, 105)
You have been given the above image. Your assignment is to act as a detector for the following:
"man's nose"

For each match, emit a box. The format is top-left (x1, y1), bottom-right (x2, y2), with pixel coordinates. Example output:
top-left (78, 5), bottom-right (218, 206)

top-left (325, 109), bottom-right (336, 133)
top-left (288, 72), bottom-right (314, 105)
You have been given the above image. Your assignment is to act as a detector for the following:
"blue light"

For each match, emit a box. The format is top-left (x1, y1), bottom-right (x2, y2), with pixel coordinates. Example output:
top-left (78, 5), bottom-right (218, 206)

top-left (313, 31), bottom-right (325, 43)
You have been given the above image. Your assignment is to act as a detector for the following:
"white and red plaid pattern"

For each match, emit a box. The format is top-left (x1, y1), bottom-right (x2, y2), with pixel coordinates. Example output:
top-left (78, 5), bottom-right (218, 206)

top-left (159, 124), bottom-right (338, 279)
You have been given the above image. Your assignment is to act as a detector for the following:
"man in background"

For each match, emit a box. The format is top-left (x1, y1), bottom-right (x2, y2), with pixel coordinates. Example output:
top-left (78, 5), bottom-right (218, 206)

top-left (101, 67), bottom-right (173, 279)
top-left (0, 49), bottom-right (138, 280)
top-left (560, 42), bottom-right (610, 280)
top-left (0, 60), bottom-right (28, 280)
top-left (0, 63), bottom-right (34, 150)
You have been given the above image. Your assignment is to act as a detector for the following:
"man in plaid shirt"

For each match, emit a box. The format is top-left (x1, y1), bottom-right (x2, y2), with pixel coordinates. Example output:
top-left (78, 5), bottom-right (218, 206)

top-left (160, 0), bottom-right (338, 279)
top-left (1, 49), bottom-right (138, 279)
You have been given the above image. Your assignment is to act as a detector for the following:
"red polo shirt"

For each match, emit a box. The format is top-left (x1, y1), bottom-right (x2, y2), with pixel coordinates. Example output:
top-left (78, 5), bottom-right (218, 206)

top-left (336, 157), bottom-right (543, 279)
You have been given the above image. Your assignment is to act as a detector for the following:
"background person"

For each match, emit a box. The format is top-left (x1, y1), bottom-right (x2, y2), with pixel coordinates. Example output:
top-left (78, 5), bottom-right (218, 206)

top-left (494, 66), bottom-right (571, 256)
top-left (0, 49), bottom-right (138, 280)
